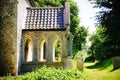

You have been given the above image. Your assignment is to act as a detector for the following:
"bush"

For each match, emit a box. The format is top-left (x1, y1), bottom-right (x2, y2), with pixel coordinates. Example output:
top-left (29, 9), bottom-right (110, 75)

top-left (5, 66), bottom-right (86, 80)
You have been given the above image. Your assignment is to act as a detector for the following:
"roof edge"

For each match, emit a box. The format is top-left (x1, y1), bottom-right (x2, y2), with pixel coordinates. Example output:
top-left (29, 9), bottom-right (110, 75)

top-left (22, 29), bottom-right (66, 31)
top-left (26, 7), bottom-right (64, 9)
top-left (28, 0), bottom-right (35, 7)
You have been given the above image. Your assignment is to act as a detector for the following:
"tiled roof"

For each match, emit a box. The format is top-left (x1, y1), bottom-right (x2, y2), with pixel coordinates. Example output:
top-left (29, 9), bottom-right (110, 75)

top-left (25, 7), bottom-right (65, 30)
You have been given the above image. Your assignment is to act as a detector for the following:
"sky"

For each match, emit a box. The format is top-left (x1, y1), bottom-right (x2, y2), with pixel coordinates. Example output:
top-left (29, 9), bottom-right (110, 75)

top-left (73, 0), bottom-right (100, 34)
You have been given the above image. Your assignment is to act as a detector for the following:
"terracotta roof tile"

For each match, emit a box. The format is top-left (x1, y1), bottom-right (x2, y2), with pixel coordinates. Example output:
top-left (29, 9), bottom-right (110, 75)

top-left (25, 7), bottom-right (65, 30)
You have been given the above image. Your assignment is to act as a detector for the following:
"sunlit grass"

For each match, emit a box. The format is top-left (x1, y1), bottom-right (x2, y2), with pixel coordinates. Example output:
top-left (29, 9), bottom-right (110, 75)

top-left (84, 58), bottom-right (120, 80)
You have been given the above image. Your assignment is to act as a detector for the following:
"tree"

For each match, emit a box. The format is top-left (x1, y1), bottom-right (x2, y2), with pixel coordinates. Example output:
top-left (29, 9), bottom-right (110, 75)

top-left (89, 0), bottom-right (120, 58)
top-left (73, 26), bottom-right (88, 53)
top-left (34, 0), bottom-right (88, 55)
top-left (88, 26), bottom-right (108, 60)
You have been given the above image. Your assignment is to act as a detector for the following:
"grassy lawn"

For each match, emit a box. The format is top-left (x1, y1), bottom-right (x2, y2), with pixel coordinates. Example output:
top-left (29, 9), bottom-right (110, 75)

top-left (83, 59), bottom-right (120, 80)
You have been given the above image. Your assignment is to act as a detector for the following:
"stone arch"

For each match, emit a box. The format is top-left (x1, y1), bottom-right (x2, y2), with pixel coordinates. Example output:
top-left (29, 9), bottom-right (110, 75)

top-left (38, 37), bottom-right (47, 62)
top-left (53, 35), bottom-right (62, 62)
top-left (24, 38), bottom-right (33, 62)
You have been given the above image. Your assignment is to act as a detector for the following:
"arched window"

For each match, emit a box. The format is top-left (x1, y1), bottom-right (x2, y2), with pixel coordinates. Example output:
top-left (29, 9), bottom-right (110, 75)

top-left (53, 39), bottom-right (62, 62)
top-left (39, 38), bottom-right (46, 62)
top-left (24, 39), bottom-right (33, 62)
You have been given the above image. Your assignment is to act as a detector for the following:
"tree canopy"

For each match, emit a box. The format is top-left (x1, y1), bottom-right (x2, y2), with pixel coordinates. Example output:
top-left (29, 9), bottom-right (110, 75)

top-left (88, 0), bottom-right (120, 60)
top-left (88, 26), bottom-right (108, 60)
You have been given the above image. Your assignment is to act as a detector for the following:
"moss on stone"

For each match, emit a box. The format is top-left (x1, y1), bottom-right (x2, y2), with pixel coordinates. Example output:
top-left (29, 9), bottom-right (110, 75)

top-left (0, 0), bottom-right (17, 76)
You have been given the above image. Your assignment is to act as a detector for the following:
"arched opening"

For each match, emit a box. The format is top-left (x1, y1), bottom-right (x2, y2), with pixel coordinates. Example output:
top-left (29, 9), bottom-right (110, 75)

top-left (39, 38), bottom-right (47, 62)
top-left (53, 39), bottom-right (62, 62)
top-left (24, 39), bottom-right (33, 62)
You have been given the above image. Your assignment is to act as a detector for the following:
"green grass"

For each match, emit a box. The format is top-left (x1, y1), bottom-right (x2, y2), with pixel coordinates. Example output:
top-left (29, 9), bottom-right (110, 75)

top-left (84, 58), bottom-right (120, 80)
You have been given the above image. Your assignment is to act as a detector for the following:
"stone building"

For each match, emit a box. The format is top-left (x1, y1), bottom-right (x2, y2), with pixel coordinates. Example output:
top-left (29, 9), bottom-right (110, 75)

top-left (0, 0), bottom-right (73, 75)
top-left (20, 2), bottom-right (73, 74)
top-left (17, 0), bottom-right (36, 74)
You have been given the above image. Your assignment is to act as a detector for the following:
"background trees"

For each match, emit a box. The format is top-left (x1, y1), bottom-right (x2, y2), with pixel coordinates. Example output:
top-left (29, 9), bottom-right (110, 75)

top-left (34, 0), bottom-right (88, 56)
top-left (88, 0), bottom-right (120, 61)
top-left (88, 26), bottom-right (108, 60)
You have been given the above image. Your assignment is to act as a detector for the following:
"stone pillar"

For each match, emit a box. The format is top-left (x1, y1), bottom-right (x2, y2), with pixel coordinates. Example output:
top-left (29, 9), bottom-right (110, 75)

top-left (65, 2), bottom-right (70, 32)
top-left (0, 0), bottom-right (17, 76)
top-left (64, 2), bottom-right (74, 69)
top-left (47, 40), bottom-right (53, 63)
top-left (77, 59), bottom-right (84, 70)
top-left (113, 57), bottom-right (120, 70)
top-left (33, 41), bottom-right (38, 63)
top-left (66, 32), bottom-right (74, 56)
top-left (64, 56), bottom-right (73, 69)
top-left (64, 32), bottom-right (73, 69)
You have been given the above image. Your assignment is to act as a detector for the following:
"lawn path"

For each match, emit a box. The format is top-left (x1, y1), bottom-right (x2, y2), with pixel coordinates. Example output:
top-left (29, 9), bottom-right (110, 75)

top-left (83, 62), bottom-right (120, 80)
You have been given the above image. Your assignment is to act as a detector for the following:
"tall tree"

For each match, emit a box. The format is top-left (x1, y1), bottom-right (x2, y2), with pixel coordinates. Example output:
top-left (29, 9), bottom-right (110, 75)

top-left (88, 26), bottom-right (108, 60)
top-left (34, 0), bottom-right (88, 55)
top-left (73, 26), bottom-right (88, 53)
top-left (89, 0), bottom-right (120, 57)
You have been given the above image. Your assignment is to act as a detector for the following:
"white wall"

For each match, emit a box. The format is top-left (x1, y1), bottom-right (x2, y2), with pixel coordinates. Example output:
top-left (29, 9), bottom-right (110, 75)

top-left (17, 0), bottom-right (32, 74)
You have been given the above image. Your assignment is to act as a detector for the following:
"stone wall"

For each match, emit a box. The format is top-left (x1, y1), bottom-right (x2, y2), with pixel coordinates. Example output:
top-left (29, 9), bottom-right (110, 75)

top-left (17, 0), bottom-right (32, 75)
top-left (0, 0), bottom-right (17, 76)
top-left (19, 30), bottom-right (68, 73)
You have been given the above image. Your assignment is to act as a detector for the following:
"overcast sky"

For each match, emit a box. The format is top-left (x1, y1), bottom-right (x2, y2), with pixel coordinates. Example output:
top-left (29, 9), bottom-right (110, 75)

top-left (73, 0), bottom-right (100, 34)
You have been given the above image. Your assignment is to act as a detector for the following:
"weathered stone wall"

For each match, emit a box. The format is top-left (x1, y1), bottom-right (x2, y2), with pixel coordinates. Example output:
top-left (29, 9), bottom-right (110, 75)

top-left (17, 0), bottom-right (32, 75)
top-left (19, 30), bottom-right (67, 73)
top-left (22, 31), bottom-right (67, 62)
top-left (0, 0), bottom-right (17, 76)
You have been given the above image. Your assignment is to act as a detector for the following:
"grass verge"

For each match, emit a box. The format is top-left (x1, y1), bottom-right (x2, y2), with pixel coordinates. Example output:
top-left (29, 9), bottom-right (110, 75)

top-left (84, 58), bottom-right (120, 80)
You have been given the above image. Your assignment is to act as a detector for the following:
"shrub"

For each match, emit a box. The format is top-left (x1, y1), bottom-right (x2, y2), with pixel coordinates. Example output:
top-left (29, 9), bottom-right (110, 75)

top-left (5, 66), bottom-right (86, 80)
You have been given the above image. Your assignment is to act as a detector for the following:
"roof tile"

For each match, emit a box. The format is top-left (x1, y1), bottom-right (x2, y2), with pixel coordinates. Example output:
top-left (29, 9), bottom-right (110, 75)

top-left (25, 7), bottom-right (65, 30)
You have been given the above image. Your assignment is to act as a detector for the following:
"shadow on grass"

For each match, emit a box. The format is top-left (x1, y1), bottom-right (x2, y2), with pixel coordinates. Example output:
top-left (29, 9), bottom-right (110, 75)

top-left (86, 58), bottom-right (113, 70)
top-left (86, 62), bottom-right (103, 69)
top-left (110, 69), bottom-right (115, 72)
top-left (110, 68), bottom-right (120, 72)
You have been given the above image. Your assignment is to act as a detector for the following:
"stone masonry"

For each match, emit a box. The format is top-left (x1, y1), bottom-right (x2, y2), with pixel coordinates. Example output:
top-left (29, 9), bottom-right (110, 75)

top-left (0, 0), bottom-right (17, 76)
top-left (0, 0), bottom-right (73, 75)
top-left (19, 2), bottom-right (73, 73)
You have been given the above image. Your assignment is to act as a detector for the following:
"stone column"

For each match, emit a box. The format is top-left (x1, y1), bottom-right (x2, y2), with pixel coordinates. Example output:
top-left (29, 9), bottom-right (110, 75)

top-left (65, 2), bottom-right (70, 31)
top-left (64, 32), bottom-right (73, 69)
top-left (64, 32), bottom-right (74, 69)
top-left (113, 57), bottom-right (120, 70)
top-left (47, 39), bottom-right (53, 63)
top-left (33, 40), bottom-right (38, 64)
top-left (0, 0), bottom-right (17, 76)
top-left (66, 32), bottom-right (74, 56)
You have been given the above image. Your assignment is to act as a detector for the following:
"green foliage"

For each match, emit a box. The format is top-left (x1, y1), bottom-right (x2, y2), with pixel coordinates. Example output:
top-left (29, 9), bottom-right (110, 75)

top-left (34, 0), bottom-right (88, 55)
top-left (73, 26), bottom-right (88, 53)
top-left (55, 41), bottom-right (61, 61)
top-left (86, 58), bottom-right (112, 69)
top-left (5, 66), bottom-right (85, 80)
top-left (35, 0), bottom-right (62, 7)
top-left (89, 0), bottom-right (120, 59)
top-left (88, 26), bottom-right (109, 60)
top-left (74, 51), bottom-right (87, 62)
